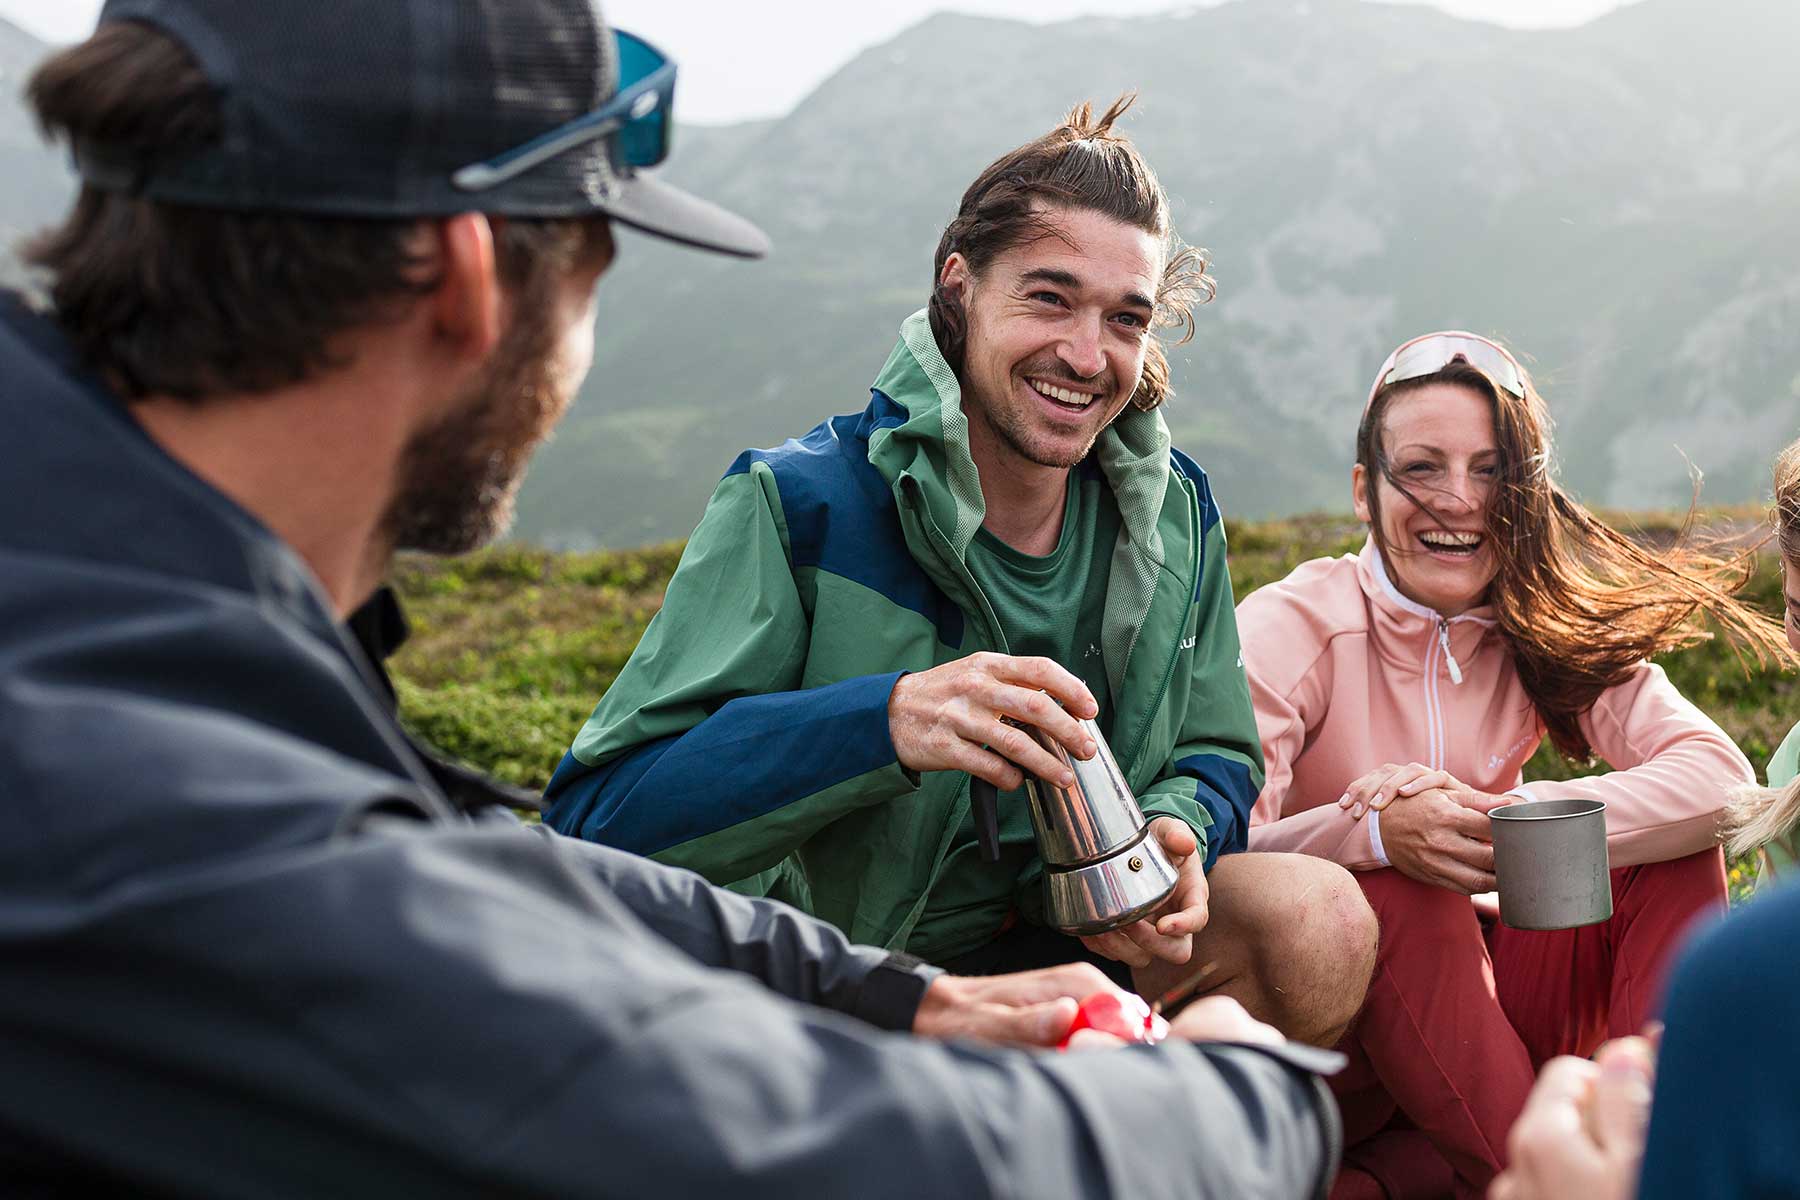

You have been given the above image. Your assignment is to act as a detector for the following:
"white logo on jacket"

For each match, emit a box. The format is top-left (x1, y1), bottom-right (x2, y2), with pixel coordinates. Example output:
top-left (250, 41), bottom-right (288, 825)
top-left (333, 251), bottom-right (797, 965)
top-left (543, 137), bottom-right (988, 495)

top-left (1487, 731), bottom-right (1538, 771)
top-left (1181, 635), bottom-right (1197, 650)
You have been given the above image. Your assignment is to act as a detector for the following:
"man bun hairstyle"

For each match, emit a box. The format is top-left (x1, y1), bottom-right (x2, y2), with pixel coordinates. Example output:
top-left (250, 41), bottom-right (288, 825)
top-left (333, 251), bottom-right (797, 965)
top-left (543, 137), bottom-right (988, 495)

top-left (927, 94), bottom-right (1211, 413)
top-left (24, 21), bottom-right (598, 402)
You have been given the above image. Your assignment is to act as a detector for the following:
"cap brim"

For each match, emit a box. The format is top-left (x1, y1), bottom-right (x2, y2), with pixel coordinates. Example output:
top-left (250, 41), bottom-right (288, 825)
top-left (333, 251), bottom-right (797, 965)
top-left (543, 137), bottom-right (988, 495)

top-left (597, 169), bottom-right (769, 259)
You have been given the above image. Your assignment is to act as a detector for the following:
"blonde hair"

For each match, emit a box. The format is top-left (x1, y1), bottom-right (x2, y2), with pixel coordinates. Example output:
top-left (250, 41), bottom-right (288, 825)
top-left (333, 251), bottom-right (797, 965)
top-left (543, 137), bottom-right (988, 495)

top-left (1725, 437), bottom-right (1800, 863)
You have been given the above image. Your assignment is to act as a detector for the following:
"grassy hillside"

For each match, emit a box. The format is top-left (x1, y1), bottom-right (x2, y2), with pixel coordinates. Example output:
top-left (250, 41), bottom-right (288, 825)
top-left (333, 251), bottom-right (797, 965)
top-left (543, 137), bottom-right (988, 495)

top-left (390, 511), bottom-right (1797, 895)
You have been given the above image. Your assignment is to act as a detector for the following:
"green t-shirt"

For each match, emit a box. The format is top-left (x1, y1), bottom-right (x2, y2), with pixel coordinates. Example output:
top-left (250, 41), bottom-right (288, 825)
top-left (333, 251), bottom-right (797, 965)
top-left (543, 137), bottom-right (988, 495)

top-left (907, 470), bottom-right (1122, 964)
top-left (1755, 719), bottom-right (1800, 884)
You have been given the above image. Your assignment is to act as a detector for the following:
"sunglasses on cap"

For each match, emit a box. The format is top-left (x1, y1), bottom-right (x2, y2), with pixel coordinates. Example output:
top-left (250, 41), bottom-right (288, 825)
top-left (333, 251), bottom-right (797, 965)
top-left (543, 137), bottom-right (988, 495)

top-left (452, 30), bottom-right (675, 193)
top-left (1365, 331), bottom-right (1528, 412)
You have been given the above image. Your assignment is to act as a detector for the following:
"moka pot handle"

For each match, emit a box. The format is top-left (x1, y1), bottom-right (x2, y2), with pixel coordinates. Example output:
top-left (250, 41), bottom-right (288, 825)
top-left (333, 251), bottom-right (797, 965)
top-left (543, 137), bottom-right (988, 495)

top-left (970, 776), bottom-right (1002, 864)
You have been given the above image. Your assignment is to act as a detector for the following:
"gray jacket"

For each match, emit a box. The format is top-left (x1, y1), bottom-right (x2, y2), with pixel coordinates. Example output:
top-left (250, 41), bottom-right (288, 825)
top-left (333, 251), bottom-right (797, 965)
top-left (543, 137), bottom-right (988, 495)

top-left (0, 296), bottom-right (1340, 1198)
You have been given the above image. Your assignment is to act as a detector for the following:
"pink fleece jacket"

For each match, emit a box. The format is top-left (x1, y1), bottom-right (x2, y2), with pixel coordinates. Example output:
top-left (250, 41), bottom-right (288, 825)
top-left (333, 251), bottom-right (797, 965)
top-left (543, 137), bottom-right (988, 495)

top-left (1240, 540), bottom-right (1752, 870)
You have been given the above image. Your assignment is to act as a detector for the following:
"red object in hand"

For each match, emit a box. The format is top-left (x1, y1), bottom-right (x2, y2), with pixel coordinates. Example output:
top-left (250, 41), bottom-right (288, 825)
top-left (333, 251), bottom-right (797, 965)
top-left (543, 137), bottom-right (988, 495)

top-left (1058, 991), bottom-right (1171, 1050)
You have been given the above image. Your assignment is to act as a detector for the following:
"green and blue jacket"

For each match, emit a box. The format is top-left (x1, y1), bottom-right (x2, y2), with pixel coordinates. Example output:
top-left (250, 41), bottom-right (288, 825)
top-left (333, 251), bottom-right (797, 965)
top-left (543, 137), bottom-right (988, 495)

top-left (545, 311), bottom-right (1266, 952)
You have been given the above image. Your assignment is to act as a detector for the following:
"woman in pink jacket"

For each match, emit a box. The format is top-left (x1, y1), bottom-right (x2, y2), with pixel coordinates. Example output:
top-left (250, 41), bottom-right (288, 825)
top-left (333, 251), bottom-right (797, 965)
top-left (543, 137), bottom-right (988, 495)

top-left (1237, 332), bottom-right (1789, 1200)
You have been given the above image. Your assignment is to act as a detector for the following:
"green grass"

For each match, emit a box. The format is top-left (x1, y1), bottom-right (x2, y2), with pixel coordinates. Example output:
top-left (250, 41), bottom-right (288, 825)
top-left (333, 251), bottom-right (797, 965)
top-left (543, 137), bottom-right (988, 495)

top-left (388, 511), bottom-right (1795, 896)
top-left (388, 541), bottom-right (682, 788)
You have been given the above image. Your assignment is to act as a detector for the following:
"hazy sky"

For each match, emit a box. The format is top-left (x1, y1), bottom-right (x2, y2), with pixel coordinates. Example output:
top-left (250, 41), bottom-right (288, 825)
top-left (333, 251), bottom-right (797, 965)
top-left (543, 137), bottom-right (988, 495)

top-left (1, 0), bottom-right (1646, 124)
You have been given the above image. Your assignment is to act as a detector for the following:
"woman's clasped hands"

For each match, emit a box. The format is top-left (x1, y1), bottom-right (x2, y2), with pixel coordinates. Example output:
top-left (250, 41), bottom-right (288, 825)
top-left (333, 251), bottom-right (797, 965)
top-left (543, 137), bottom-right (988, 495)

top-left (1337, 761), bottom-right (1511, 894)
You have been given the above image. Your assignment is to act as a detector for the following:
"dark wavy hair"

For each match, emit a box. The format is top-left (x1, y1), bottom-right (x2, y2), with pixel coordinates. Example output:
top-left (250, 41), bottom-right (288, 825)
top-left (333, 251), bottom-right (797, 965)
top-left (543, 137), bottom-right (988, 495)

top-left (926, 94), bottom-right (1211, 413)
top-left (1360, 358), bottom-right (1793, 761)
top-left (23, 20), bottom-right (603, 401)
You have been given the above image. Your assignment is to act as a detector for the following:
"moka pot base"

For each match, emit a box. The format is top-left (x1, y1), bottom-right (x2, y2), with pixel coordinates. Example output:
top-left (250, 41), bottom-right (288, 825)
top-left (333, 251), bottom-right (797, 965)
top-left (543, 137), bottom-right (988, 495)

top-left (1043, 823), bottom-right (1181, 937)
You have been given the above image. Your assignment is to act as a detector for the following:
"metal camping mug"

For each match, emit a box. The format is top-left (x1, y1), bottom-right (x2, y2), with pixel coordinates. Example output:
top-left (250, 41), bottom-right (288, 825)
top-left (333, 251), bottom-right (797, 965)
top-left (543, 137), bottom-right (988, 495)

top-left (1487, 798), bottom-right (1612, 930)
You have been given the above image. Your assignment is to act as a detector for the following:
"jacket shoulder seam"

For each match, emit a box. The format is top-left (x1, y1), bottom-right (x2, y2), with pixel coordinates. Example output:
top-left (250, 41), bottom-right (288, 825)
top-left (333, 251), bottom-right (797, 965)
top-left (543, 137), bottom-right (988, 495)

top-left (1269, 630), bottom-right (1353, 714)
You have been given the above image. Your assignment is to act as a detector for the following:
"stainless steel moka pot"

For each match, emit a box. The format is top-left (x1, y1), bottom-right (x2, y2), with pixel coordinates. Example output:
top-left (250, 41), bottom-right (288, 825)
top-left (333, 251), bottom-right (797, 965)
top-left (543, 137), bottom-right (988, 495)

top-left (970, 716), bottom-right (1180, 936)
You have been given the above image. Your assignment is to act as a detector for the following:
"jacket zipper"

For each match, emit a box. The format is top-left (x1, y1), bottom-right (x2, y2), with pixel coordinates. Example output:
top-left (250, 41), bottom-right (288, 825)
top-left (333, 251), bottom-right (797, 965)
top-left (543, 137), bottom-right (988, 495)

top-left (1121, 475), bottom-right (1202, 781)
top-left (900, 479), bottom-right (1008, 656)
top-left (1437, 618), bottom-right (1465, 685)
top-left (889, 479), bottom-right (1010, 949)
top-left (1423, 625), bottom-right (1443, 770)
top-left (1423, 618), bottom-right (1469, 771)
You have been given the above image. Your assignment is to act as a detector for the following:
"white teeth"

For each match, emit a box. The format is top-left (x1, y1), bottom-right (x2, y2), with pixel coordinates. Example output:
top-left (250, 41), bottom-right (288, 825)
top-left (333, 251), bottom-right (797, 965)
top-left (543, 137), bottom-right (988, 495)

top-left (1419, 530), bottom-right (1482, 548)
top-left (1031, 380), bottom-right (1094, 408)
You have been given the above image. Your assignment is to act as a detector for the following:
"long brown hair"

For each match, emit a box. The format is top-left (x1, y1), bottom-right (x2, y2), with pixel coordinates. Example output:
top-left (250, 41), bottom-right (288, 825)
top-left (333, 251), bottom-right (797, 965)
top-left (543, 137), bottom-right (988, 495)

top-left (1360, 360), bottom-right (1792, 761)
top-left (927, 94), bottom-right (1211, 412)
top-left (1726, 438), bottom-right (1800, 860)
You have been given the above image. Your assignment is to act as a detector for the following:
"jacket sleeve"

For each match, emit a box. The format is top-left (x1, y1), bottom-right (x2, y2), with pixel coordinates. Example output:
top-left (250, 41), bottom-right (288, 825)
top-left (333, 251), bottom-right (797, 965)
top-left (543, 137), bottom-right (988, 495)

top-left (1238, 594), bottom-right (1384, 869)
top-left (7, 794), bottom-right (1345, 1198)
top-left (0, 586), bottom-right (1341, 1199)
top-left (1636, 883), bottom-right (1799, 1200)
top-left (1504, 661), bottom-right (1751, 868)
top-left (1133, 511), bottom-right (1267, 872)
top-left (544, 460), bottom-right (919, 887)
top-left (555, 830), bottom-right (938, 1029)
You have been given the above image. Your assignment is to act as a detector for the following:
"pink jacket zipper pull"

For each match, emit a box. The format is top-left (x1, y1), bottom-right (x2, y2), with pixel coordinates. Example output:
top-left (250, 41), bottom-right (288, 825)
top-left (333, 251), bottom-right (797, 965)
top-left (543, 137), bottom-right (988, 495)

top-left (1438, 619), bottom-right (1464, 685)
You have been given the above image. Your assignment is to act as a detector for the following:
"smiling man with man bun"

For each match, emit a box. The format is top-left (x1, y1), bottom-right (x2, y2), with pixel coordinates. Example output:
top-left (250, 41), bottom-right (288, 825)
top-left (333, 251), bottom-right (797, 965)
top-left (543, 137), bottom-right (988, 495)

top-left (547, 96), bottom-right (1378, 1050)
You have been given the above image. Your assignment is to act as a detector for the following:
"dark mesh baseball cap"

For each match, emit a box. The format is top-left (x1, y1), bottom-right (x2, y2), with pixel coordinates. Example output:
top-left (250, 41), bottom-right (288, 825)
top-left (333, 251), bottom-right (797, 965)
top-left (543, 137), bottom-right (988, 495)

top-left (72, 0), bottom-right (768, 258)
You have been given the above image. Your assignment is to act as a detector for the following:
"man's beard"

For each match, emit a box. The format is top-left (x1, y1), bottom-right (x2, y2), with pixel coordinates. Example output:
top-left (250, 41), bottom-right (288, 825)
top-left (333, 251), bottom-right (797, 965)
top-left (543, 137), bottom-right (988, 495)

top-left (973, 358), bottom-right (1117, 470)
top-left (983, 401), bottom-right (1096, 469)
top-left (380, 316), bottom-right (565, 556)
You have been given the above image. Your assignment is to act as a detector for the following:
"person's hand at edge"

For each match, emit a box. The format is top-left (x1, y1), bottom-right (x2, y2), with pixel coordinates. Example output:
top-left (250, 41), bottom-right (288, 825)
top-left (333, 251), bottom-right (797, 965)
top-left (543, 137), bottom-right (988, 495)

top-left (1489, 1036), bottom-right (1653, 1200)
top-left (1168, 995), bottom-right (1284, 1046)
top-left (912, 962), bottom-right (1127, 1047)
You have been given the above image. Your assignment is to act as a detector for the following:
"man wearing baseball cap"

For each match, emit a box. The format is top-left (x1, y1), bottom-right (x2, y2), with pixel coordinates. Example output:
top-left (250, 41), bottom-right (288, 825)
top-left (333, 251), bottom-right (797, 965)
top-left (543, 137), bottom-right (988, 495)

top-left (0, 2), bottom-right (1342, 1194)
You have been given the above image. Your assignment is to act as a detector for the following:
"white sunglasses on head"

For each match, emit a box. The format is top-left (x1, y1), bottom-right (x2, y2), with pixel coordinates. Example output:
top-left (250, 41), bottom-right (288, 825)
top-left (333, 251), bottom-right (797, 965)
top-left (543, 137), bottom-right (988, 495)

top-left (1365, 331), bottom-right (1528, 413)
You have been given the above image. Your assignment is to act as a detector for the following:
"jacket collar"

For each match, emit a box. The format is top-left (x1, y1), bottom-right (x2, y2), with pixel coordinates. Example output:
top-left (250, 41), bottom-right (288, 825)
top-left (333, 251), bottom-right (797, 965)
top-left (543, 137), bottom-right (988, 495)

top-left (0, 295), bottom-right (359, 666)
top-left (1355, 536), bottom-right (1498, 673)
top-left (1358, 537), bottom-right (1497, 626)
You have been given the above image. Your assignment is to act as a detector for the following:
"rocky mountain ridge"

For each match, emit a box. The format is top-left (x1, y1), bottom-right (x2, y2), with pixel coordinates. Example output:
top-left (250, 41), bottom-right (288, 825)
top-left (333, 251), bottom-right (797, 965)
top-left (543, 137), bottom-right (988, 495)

top-left (3, 1), bottom-right (1795, 547)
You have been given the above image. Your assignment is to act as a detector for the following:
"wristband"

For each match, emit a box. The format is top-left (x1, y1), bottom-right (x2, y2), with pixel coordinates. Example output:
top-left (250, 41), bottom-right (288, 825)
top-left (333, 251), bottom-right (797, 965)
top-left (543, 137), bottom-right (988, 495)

top-left (1367, 807), bottom-right (1391, 867)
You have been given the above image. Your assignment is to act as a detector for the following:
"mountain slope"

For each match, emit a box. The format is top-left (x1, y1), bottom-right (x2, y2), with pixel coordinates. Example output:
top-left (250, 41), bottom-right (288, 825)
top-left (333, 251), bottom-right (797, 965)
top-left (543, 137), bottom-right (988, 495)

top-left (513, 0), bottom-right (1800, 546)
top-left (0, 2), bottom-right (1793, 546)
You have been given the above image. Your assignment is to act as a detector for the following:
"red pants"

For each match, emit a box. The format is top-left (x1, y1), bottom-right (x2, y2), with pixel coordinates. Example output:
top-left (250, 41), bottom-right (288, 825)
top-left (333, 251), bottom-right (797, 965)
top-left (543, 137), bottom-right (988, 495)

top-left (1328, 849), bottom-right (1726, 1200)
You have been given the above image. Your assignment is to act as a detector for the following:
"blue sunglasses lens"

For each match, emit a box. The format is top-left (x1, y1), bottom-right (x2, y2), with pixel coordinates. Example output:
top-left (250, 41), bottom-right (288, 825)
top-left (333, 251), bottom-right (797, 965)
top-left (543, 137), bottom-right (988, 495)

top-left (613, 31), bottom-right (672, 169)
top-left (448, 28), bottom-right (676, 192)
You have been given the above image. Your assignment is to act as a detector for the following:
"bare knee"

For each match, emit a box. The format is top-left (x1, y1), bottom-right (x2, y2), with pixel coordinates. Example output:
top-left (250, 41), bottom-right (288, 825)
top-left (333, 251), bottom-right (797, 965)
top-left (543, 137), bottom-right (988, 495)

top-left (1208, 853), bottom-right (1377, 1045)
top-left (1313, 859), bottom-right (1380, 984)
top-left (1267, 857), bottom-right (1378, 1036)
